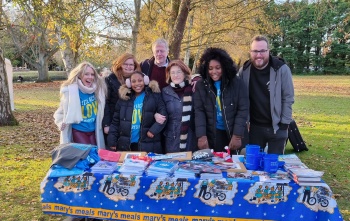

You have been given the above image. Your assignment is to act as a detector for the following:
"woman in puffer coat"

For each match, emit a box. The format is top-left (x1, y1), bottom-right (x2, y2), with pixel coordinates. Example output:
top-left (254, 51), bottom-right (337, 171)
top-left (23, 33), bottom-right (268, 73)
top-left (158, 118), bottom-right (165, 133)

top-left (193, 48), bottom-right (249, 153)
top-left (107, 71), bottom-right (167, 153)
top-left (162, 60), bottom-right (197, 153)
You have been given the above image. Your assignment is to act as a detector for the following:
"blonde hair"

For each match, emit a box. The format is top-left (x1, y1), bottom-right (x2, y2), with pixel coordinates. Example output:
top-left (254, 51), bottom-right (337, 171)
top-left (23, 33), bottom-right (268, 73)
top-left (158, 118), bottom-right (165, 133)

top-left (251, 35), bottom-right (270, 49)
top-left (165, 60), bottom-right (192, 84)
top-left (61, 61), bottom-right (107, 103)
top-left (111, 53), bottom-right (141, 84)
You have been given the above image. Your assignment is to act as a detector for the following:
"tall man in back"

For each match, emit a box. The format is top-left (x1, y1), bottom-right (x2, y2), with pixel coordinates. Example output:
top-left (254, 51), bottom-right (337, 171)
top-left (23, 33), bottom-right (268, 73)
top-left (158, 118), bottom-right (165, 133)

top-left (238, 35), bottom-right (294, 154)
top-left (141, 38), bottom-right (171, 90)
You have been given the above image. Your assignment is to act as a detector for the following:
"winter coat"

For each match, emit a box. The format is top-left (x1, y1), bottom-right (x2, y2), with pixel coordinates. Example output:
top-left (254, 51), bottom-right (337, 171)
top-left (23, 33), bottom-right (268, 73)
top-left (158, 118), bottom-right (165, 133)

top-left (140, 56), bottom-right (171, 77)
top-left (161, 85), bottom-right (197, 153)
top-left (193, 77), bottom-right (248, 149)
top-left (238, 56), bottom-right (294, 133)
top-left (107, 81), bottom-right (167, 153)
top-left (53, 83), bottom-right (106, 149)
top-left (103, 73), bottom-right (122, 127)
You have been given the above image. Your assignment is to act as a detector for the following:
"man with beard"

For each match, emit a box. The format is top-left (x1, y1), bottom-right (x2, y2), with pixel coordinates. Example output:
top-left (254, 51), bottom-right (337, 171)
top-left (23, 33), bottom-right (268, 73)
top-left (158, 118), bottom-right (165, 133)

top-left (238, 35), bottom-right (294, 154)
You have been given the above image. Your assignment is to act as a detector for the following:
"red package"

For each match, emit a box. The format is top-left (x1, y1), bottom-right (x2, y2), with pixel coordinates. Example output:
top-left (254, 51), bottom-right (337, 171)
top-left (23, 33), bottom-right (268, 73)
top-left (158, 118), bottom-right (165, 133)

top-left (98, 149), bottom-right (121, 162)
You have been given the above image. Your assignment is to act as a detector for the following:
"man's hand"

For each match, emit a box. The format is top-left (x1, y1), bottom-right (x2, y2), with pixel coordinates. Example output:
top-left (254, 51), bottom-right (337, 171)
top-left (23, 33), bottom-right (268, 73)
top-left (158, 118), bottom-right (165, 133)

top-left (104, 126), bottom-right (110, 134)
top-left (110, 146), bottom-right (117, 151)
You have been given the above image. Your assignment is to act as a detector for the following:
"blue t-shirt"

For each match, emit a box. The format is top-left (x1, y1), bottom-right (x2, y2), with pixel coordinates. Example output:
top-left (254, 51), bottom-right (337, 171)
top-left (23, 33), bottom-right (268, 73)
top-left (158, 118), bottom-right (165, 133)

top-left (214, 81), bottom-right (225, 130)
top-left (131, 92), bottom-right (145, 143)
top-left (72, 90), bottom-right (97, 132)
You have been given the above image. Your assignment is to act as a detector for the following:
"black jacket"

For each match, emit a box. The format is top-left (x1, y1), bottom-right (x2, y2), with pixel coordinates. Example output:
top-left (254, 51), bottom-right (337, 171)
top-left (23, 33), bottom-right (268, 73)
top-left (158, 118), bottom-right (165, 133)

top-left (162, 85), bottom-right (197, 153)
top-left (103, 73), bottom-right (122, 127)
top-left (193, 77), bottom-right (248, 149)
top-left (107, 81), bottom-right (167, 153)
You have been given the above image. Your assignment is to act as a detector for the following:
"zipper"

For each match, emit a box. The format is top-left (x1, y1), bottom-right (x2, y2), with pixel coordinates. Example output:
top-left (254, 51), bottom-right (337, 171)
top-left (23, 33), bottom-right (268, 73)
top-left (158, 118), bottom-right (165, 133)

top-left (207, 81), bottom-right (217, 144)
top-left (138, 91), bottom-right (149, 151)
top-left (273, 71), bottom-right (277, 134)
top-left (221, 86), bottom-right (232, 138)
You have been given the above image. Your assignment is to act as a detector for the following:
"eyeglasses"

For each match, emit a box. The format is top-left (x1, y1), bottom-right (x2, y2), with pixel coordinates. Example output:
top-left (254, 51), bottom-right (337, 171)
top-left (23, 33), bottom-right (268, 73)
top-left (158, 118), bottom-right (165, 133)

top-left (170, 71), bottom-right (184, 76)
top-left (250, 49), bottom-right (269, 55)
top-left (123, 63), bottom-right (135, 67)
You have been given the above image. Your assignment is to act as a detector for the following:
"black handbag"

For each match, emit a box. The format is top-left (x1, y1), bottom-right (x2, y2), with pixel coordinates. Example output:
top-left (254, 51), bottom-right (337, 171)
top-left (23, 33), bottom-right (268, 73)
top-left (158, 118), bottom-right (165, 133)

top-left (287, 120), bottom-right (309, 152)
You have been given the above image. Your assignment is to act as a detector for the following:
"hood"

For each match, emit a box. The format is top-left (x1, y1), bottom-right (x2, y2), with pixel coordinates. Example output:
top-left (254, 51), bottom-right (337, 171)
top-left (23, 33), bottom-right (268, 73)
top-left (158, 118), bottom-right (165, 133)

top-left (118, 80), bottom-right (160, 100)
top-left (242, 55), bottom-right (286, 71)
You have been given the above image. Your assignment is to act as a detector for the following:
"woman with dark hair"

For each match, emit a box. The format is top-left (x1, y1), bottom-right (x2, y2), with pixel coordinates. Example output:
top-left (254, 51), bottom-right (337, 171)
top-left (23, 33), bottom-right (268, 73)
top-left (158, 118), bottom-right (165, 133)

top-left (107, 71), bottom-right (167, 153)
top-left (193, 48), bottom-right (248, 152)
top-left (162, 60), bottom-right (197, 153)
top-left (103, 53), bottom-right (141, 139)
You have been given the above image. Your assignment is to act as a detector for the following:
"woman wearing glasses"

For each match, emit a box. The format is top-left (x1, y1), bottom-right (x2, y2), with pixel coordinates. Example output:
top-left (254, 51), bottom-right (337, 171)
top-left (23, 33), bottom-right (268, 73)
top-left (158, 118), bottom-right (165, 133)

top-left (161, 60), bottom-right (197, 153)
top-left (103, 53), bottom-right (141, 147)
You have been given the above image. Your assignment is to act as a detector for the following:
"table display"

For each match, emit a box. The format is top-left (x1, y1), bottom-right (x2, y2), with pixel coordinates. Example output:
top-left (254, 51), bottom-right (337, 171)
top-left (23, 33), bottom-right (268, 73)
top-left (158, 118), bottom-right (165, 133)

top-left (41, 171), bottom-right (344, 221)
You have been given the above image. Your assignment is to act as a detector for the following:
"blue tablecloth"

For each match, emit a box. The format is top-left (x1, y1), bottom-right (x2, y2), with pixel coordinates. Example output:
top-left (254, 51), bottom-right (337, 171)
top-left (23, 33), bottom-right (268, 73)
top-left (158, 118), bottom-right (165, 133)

top-left (41, 172), bottom-right (343, 221)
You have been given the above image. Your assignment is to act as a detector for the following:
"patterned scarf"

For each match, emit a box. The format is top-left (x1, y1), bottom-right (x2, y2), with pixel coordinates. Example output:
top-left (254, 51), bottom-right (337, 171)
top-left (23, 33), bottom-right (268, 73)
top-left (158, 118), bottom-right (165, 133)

top-left (171, 80), bottom-right (192, 150)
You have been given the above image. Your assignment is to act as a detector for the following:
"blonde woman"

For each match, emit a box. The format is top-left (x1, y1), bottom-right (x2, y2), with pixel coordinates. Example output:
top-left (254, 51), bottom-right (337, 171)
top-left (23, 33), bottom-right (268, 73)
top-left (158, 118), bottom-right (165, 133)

top-left (54, 61), bottom-right (107, 148)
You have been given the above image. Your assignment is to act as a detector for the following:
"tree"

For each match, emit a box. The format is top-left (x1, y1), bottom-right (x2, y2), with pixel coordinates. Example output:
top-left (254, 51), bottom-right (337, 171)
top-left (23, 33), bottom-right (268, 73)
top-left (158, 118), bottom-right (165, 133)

top-left (138, 0), bottom-right (271, 63)
top-left (263, 0), bottom-right (350, 74)
top-left (2, 0), bottom-right (60, 82)
top-left (0, 47), bottom-right (18, 126)
top-left (168, 0), bottom-right (191, 59)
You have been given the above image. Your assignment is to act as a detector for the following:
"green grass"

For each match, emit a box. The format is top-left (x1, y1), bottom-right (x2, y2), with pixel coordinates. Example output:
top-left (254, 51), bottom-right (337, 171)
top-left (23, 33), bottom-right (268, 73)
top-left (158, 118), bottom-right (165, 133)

top-left (15, 87), bottom-right (60, 110)
top-left (0, 75), bottom-right (349, 220)
top-left (13, 71), bottom-right (67, 82)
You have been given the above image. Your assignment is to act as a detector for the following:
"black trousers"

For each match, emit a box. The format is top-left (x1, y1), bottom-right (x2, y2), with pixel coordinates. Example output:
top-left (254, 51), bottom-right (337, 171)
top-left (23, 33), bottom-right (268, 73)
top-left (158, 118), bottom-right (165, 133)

top-left (249, 124), bottom-right (288, 154)
top-left (214, 129), bottom-right (230, 152)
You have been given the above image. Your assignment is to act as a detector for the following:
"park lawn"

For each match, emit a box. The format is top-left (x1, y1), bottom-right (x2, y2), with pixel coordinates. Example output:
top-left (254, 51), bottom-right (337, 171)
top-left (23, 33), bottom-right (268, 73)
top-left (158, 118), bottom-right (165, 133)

top-left (0, 75), bottom-right (349, 220)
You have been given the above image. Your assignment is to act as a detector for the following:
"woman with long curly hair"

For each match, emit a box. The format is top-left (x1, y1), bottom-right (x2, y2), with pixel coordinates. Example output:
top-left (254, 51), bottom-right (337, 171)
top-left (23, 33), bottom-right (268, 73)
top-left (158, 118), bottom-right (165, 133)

top-left (193, 48), bottom-right (248, 153)
top-left (54, 61), bottom-right (107, 148)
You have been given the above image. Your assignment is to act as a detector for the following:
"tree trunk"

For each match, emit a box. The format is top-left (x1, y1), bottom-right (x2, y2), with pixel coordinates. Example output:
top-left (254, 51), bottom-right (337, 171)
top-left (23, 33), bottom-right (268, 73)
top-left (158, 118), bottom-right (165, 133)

top-left (184, 14), bottom-right (194, 66)
top-left (56, 26), bottom-right (77, 74)
top-left (36, 52), bottom-right (50, 82)
top-left (132, 0), bottom-right (141, 55)
top-left (0, 48), bottom-right (18, 126)
top-left (169, 0), bottom-right (191, 59)
top-left (61, 48), bottom-right (76, 74)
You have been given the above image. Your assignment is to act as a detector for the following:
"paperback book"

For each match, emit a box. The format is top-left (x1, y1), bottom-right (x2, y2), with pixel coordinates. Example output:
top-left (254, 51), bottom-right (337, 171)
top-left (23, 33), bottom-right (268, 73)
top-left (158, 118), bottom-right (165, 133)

top-left (289, 168), bottom-right (324, 178)
top-left (146, 160), bottom-right (179, 177)
top-left (259, 170), bottom-right (291, 183)
top-left (118, 158), bottom-right (149, 175)
top-left (90, 161), bottom-right (119, 174)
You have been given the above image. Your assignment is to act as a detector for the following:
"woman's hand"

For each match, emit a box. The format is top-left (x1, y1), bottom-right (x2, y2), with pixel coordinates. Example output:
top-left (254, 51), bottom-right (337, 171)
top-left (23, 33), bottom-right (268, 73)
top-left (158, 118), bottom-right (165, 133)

top-left (154, 113), bottom-right (166, 124)
top-left (60, 123), bottom-right (67, 131)
top-left (229, 135), bottom-right (242, 150)
top-left (110, 146), bottom-right (117, 151)
top-left (147, 131), bottom-right (154, 138)
top-left (198, 136), bottom-right (209, 149)
top-left (104, 126), bottom-right (110, 134)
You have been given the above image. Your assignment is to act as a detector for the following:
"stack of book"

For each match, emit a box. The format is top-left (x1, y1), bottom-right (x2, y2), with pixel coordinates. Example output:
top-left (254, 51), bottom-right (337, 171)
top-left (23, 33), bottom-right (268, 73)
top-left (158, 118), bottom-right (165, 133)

top-left (146, 160), bottom-right (179, 177)
top-left (279, 153), bottom-right (303, 165)
top-left (259, 170), bottom-right (291, 183)
top-left (173, 162), bottom-right (200, 179)
top-left (90, 161), bottom-right (119, 174)
top-left (288, 168), bottom-right (325, 186)
top-left (118, 158), bottom-right (149, 175)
